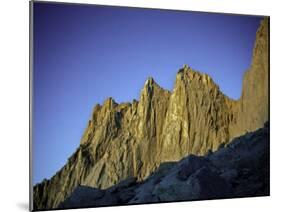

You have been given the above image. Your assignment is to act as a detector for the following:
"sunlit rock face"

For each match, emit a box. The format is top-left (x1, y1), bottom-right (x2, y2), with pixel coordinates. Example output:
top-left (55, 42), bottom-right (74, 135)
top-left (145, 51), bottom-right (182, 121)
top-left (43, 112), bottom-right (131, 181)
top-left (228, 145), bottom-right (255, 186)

top-left (58, 122), bottom-right (269, 209)
top-left (230, 18), bottom-right (269, 136)
top-left (33, 19), bottom-right (269, 210)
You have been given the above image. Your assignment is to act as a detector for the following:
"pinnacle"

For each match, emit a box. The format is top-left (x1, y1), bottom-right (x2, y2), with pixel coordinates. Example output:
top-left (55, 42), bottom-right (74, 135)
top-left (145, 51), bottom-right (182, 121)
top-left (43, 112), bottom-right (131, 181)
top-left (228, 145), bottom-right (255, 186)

top-left (183, 64), bottom-right (189, 70)
top-left (145, 76), bottom-right (155, 85)
top-left (103, 97), bottom-right (117, 108)
top-left (142, 77), bottom-right (157, 93)
top-left (177, 64), bottom-right (191, 75)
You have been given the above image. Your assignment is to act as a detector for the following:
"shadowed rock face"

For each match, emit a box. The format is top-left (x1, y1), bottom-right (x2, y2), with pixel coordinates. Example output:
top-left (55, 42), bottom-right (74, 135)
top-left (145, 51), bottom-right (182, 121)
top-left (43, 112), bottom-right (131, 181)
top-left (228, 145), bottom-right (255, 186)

top-left (33, 18), bottom-right (269, 210)
top-left (58, 122), bottom-right (269, 209)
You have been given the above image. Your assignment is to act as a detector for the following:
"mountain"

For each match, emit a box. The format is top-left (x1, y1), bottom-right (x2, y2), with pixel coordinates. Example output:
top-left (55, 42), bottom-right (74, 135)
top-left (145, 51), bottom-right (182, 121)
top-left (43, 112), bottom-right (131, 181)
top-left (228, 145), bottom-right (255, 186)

top-left (33, 18), bottom-right (269, 210)
top-left (58, 122), bottom-right (269, 209)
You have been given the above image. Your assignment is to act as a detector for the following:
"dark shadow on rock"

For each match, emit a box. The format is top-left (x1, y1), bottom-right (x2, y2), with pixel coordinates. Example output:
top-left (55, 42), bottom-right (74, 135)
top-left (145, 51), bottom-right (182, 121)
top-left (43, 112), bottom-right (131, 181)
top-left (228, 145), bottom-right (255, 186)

top-left (55, 122), bottom-right (270, 210)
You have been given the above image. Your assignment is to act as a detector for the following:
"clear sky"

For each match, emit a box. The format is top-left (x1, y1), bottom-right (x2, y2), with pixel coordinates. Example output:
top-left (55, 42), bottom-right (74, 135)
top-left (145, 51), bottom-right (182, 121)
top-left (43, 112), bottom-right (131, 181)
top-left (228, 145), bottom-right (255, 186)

top-left (32, 2), bottom-right (263, 184)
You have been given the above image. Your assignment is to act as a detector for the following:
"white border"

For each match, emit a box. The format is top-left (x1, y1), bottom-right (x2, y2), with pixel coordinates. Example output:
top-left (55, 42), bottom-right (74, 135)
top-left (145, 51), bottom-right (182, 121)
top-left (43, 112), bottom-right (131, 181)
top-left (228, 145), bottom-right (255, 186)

top-left (0, 0), bottom-right (280, 212)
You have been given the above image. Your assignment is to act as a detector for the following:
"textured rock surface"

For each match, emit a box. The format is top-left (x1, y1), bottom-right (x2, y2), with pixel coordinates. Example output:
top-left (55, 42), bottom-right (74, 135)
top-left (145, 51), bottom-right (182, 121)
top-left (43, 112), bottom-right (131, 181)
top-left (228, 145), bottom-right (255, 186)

top-left (58, 122), bottom-right (269, 209)
top-left (33, 18), bottom-right (269, 210)
top-left (229, 18), bottom-right (269, 137)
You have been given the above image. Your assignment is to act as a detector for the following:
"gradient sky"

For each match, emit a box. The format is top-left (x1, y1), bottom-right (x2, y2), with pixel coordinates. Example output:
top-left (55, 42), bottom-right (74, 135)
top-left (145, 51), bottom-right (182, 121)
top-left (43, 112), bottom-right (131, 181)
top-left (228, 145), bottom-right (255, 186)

top-left (32, 2), bottom-right (263, 184)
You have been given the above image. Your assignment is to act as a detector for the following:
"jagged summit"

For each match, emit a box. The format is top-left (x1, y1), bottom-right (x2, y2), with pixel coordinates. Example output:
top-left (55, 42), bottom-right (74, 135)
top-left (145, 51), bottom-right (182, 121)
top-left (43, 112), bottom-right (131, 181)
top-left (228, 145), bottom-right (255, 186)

top-left (33, 18), bottom-right (269, 210)
top-left (176, 64), bottom-right (203, 79)
top-left (175, 65), bottom-right (219, 93)
top-left (103, 97), bottom-right (117, 108)
top-left (140, 76), bottom-right (170, 104)
top-left (142, 76), bottom-right (166, 91)
top-left (145, 76), bottom-right (155, 85)
top-left (176, 64), bottom-right (190, 77)
top-left (177, 64), bottom-right (191, 73)
top-left (142, 76), bottom-right (156, 93)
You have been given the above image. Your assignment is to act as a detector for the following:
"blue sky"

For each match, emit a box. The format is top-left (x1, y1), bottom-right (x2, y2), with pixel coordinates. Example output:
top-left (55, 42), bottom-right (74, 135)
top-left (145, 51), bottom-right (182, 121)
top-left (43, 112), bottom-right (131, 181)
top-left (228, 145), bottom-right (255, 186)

top-left (32, 2), bottom-right (263, 184)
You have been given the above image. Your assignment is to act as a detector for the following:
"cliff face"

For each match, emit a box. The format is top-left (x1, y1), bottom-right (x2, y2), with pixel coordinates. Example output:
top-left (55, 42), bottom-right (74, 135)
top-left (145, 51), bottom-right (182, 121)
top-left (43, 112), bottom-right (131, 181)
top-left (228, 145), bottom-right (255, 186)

top-left (58, 122), bottom-right (269, 209)
top-left (231, 19), bottom-right (269, 135)
top-left (33, 18), bottom-right (269, 210)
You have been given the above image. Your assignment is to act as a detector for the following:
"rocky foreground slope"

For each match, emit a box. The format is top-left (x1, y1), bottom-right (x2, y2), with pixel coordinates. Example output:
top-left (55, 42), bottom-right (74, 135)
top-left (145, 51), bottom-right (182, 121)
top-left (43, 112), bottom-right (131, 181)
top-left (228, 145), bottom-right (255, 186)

top-left (59, 122), bottom-right (269, 209)
top-left (33, 18), bottom-right (269, 210)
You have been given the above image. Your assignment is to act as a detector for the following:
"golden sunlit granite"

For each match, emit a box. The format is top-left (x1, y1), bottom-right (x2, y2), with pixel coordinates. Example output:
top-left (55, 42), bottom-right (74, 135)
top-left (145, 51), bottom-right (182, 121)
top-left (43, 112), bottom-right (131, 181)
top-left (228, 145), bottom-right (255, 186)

top-left (33, 18), bottom-right (269, 210)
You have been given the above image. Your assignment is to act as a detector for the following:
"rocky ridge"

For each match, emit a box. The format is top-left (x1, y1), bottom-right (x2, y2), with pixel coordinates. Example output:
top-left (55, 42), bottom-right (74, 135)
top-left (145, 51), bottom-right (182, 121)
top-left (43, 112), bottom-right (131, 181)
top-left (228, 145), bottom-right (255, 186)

top-left (33, 18), bottom-right (269, 210)
top-left (59, 122), bottom-right (269, 209)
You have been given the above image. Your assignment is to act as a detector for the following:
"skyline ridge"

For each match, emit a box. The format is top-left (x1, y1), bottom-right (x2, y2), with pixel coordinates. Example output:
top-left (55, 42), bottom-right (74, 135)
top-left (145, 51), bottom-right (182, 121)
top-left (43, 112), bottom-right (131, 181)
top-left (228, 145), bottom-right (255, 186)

top-left (33, 2), bottom-right (264, 185)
